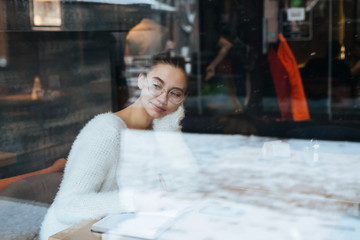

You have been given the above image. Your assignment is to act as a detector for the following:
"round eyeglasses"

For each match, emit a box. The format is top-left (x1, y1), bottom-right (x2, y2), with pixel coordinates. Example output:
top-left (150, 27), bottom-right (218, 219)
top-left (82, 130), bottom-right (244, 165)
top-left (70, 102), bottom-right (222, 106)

top-left (145, 77), bottom-right (185, 105)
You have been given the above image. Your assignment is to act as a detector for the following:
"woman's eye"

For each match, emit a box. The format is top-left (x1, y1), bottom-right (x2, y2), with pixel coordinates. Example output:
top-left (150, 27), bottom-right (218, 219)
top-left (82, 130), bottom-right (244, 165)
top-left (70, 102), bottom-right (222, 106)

top-left (152, 82), bottom-right (162, 89)
top-left (170, 91), bottom-right (182, 98)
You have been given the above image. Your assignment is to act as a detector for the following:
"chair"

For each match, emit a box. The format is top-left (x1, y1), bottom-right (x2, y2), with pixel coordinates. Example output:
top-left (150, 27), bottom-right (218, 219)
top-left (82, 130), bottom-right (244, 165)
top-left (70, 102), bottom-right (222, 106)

top-left (0, 158), bottom-right (66, 203)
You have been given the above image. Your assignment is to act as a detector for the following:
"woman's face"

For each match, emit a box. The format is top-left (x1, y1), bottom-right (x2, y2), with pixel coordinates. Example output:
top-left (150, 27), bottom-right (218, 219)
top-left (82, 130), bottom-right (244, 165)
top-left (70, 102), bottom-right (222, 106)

top-left (138, 63), bottom-right (187, 119)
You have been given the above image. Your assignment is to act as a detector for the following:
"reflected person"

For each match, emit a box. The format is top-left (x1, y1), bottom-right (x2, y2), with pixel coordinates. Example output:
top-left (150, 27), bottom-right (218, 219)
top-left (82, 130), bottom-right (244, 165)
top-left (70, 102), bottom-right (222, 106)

top-left (124, 9), bottom-right (175, 60)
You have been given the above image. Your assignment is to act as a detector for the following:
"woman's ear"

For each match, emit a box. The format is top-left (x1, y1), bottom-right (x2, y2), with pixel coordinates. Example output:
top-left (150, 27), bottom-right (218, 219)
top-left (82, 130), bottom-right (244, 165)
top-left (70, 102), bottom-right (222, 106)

top-left (138, 73), bottom-right (146, 89)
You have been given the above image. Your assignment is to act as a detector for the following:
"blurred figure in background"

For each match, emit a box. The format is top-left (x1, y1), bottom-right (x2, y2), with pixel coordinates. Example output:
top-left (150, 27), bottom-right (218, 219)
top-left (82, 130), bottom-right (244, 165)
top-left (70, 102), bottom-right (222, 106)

top-left (124, 4), bottom-right (175, 60)
top-left (124, 18), bottom-right (174, 59)
top-left (204, 33), bottom-right (244, 113)
top-left (203, 0), bottom-right (264, 115)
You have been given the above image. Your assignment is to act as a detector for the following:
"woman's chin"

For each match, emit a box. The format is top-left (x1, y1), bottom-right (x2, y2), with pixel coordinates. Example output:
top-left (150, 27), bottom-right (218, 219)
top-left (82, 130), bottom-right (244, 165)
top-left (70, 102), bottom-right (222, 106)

top-left (146, 108), bottom-right (166, 119)
top-left (147, 103), bottom-right (167, 118)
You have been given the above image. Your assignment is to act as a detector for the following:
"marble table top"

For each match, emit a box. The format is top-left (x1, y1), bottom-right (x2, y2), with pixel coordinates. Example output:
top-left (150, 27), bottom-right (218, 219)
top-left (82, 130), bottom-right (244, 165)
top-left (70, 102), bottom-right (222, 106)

top-left (116, 130), bottom-right (360, 240)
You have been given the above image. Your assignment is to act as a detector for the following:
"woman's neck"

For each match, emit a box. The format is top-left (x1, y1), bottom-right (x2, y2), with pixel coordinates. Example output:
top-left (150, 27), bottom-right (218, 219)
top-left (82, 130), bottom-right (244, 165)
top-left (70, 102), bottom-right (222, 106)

top-left (114, 100), bottom-right (153, 130)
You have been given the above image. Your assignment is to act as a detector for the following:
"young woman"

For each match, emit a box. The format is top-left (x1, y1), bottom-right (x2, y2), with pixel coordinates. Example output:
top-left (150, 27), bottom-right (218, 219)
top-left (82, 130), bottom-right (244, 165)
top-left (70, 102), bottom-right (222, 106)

top-left (39, 56), bottom-right (188, 240)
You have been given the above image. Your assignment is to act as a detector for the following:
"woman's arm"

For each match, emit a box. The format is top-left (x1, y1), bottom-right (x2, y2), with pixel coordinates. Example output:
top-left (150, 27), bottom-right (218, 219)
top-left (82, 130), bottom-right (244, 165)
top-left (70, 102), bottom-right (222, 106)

top-left (205, 37), bottom-right (233, 81)
top-left (53, 116), bottom-right (129, 225)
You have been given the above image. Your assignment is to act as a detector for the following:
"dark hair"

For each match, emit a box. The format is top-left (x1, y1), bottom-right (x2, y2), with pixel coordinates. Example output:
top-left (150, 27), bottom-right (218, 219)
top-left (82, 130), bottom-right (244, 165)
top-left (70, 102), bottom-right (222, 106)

top-left (151, 54), bottom-right (186, 75)
top-left (150, 54), bottom-right (188, 93)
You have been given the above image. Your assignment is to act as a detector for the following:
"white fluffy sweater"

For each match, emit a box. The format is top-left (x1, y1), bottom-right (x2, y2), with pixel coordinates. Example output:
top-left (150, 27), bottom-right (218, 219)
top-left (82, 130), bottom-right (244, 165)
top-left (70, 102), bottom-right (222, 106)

top-left (39, 107), bottom-right (185, 240)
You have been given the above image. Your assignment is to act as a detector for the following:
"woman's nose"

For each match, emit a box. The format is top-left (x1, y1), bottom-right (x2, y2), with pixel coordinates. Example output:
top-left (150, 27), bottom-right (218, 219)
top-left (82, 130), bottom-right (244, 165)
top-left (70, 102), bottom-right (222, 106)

top-left (157, 90), bottom-right (168, 104)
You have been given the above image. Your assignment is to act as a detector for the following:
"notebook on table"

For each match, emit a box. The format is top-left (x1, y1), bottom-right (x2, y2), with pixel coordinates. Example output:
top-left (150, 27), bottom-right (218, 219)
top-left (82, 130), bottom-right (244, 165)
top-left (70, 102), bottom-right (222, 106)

top-left (91, 207), bottom-right (191, 239)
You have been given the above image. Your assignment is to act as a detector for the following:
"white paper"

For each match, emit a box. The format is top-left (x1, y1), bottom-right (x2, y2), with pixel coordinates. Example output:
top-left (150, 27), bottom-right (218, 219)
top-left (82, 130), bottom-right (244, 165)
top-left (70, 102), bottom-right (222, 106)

top-left (92, 212), bottom-right (174, 239)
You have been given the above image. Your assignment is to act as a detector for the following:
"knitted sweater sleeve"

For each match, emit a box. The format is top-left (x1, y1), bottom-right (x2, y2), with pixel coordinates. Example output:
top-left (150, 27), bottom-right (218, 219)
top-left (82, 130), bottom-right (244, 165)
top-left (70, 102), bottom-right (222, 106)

top-left (152, 105), bottom-right (185, 131)
top-left (52, 115), bottom-right (129, 225)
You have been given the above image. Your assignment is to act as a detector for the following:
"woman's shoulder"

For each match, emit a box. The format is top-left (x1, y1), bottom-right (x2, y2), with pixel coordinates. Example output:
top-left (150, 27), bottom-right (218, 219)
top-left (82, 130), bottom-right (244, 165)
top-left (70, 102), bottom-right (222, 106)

top-left (81, 112), bottom-right (127, 135)
top-left (92, 112), bottom-right (126, 127)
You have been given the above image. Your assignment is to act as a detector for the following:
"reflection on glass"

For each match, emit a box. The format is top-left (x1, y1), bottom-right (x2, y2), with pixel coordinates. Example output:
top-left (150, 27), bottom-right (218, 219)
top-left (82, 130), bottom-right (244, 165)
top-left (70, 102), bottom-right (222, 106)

top-left (0, 0), bottom-right (7, 68)
top-left (32, 0), bottom-right (62, 27)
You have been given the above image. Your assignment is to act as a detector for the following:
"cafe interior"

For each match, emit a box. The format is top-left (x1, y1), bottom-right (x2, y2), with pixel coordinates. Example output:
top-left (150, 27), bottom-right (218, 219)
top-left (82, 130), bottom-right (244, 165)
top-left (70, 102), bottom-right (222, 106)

top-left (0, 0), bottom-right (360, 239)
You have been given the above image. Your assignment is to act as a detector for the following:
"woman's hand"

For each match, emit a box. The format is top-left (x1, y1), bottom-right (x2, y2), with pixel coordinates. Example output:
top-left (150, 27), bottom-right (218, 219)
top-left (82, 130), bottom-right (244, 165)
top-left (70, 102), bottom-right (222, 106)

top-left (205, 65), bottom-right (215, 81)
top-left (205, 37), bottom-right (232, 81)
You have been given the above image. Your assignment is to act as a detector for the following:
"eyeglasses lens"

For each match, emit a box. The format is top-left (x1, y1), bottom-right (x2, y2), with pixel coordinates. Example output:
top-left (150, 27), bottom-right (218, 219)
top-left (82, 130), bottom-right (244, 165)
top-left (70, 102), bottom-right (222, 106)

top-left (147, 78), bottom-right (184, 104)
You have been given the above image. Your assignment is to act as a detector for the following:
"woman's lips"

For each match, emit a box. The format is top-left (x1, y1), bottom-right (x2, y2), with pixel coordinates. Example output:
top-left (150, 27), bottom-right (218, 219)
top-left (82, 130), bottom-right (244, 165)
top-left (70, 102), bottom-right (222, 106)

top-left (151, 103), bottom-right (166, 112)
